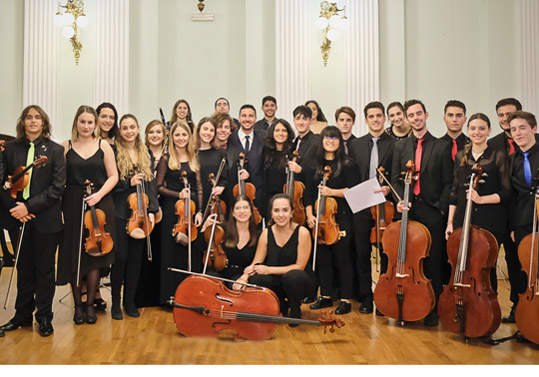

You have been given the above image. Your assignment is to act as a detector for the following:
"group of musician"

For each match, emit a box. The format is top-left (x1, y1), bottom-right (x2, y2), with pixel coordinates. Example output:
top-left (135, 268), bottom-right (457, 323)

top-left (0, 95), bottom-right (537, 343)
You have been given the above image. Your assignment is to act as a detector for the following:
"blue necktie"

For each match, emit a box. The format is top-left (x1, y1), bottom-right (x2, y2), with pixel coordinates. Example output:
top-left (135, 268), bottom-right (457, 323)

top-left (523, 151), bottom-right (532, 187)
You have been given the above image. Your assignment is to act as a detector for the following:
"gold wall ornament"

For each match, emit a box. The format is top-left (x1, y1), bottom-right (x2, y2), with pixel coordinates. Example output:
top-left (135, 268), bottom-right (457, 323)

top-left (198, 0), bottom-right (205, 13)
top-left (317, 1), bottom-right (350, 66)
top-left (53, 0), bottom-right (88, 64)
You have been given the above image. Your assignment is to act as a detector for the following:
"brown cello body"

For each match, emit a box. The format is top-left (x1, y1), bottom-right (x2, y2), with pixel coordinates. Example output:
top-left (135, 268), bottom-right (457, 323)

top-left (438, 226), bottom-right (500, 338)
top-left (515, 232), bottom-right (539, 344)
top-left (374, 219), bottom-right (434, 321)
top-left (373, 160), bottom-right (435, 323)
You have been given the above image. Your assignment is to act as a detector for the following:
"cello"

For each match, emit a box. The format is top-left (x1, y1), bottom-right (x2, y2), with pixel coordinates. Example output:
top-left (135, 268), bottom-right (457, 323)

top-left (168, 274), bottom-right (344, 341)
top-left (438, 164), bottom-right (501, 338)
top-left (515, 185), bottom-right (539, 344)
top-left (233, 153), bottom-right (262, 224)
top-left (373, 160), bottom-right (435, 324)
top-left (283, 151), bottom-right (306, 225)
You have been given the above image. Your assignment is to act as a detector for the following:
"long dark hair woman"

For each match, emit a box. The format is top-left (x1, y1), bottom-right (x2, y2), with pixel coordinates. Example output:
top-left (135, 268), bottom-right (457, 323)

top-left (304, 126), bottom-right (360, 315)
top-left (96, 102), bottom-right (118, 145)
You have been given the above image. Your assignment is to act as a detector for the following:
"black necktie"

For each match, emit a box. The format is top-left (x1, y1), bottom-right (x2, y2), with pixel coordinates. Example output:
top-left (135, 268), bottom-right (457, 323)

top-left (245, 135), bottom-right (250, 152)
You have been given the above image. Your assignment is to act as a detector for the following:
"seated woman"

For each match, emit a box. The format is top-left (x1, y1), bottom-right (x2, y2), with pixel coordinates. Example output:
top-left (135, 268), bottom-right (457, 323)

top-left (234, 194), bottom-right (315, 320)
top-left (200, 195), bottom-right (260, 281)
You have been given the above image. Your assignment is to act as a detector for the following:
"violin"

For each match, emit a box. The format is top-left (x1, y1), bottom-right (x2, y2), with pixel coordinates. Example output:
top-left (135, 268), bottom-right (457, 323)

top-left (233, 153), bottom-right (262, 224)
top-left (83, 180), bottom-right (113, 257)
top-left (374, 160), bottom-right (435, 324)
top-left (202, 159), bottom-right (227, 223)
top-left (4, 156), bottom-right (48, 198)
top-left (173, 170), bottom-right (198, 242)
top-left (370, 167), bottom-right (395, 245)
top-left (313, 166), bottom-right (345, 246)
top-left (203, 216), bottom-right (227, 273)
top-left (438, 164), bottom-right (501, 338)
top-left (126, 168), bottom-right (153, 260)
top-left (283, 151), bottom-right (306, 225)
top-left (515, 185), bottom-right (539, 344)
top-left (169, 275), bottom-right (344, 341)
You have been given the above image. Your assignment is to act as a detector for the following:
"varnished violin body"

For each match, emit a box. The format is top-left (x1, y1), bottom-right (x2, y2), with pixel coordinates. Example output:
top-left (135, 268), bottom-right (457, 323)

top-left (233, 153), bottom-right (262, 224)
top-left (127, 183), bottom-right (154, 239)
top-left (5, 156), bottom-right (48, 199)
top-left (374, 161), bottom-right (435, 323)
top-left (83, 181), bottom-right (113, 257)
top-left (283, 151), bottom-right (306, 225)
top-left (203, 224), bottom-right (227, 271)
top-left (438, 164), bottom-right (500, 338)
top-left (173, 171), bottom-right (198, 244)
top-left (170, 275), bottom-right (344, 341)
top-left (370, 201), bottom-right (394, 244)
top-left (313, 166), bottom-right (345, 245)
top-left (515, 196), bottom-right (539, 344)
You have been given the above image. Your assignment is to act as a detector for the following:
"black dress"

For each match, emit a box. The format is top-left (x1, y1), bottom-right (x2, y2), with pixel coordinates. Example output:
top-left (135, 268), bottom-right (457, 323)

top-left (57, 141), bottom-right (115, 285)
top-left (156, 154), bottom-right (203, 304)
top-left (198, 148), bottom-right (228, 213)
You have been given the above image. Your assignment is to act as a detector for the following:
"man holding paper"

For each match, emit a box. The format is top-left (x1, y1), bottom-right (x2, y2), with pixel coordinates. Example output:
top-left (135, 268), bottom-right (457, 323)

top-left (348, 102), bottom-right (396, 315)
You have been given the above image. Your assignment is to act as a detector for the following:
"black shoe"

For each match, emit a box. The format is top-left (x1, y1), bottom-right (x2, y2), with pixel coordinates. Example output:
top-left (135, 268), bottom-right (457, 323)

top-left (310, 296), bottom-right (333, 310)
top-left (94, 298), bottom-right (107, 311)
top-left (501, 306), bottom-right (516, 324)
top-left (73, 305), bottom-right (85, 325)
top-left (335, 301), bottom-right (352, 315)
top-left (0, 317), bottom-right (33, 332)
top-left (0, 329), bottom-right (4, 337)
top-left (375, 308), bottom-right (385, 316)
top-left (124, 303), bottom-right (140, 318)
top-left (111, 304), bottom-right (123, 320)
top-left (288, 306), bottom-right (301, 327)
top-left (359, 301), bottom-right (374, 314)
top-left (424, 311), bottom-right (439, 326)
top-left (86, 306), bottom-right (97, 325)
top-left (37, 319), bottom-right (54, 337)
top-left (301, 296), bottom-right (316, 304)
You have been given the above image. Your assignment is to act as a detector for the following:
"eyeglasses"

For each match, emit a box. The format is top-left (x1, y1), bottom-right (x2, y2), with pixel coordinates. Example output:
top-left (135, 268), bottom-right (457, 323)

top-left (234, 205), bottom-right (250, 211)
top-left (324, 136), bottom-right (339, 141)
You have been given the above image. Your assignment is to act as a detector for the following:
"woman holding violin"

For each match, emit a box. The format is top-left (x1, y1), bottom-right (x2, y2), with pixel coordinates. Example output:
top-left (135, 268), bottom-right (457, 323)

top-left (445, 114), bottom-right (510, 287)
top-left (57, 106), bottom-right (118, 325)
top-left (235, 194), bottom-right (314, 321)
top-left (111, 114), bottom-right (158, 320)
top-left (134, 119), bottom-right (167, 308)
top-left (200, 195), bottom-right (260, 280)
top-left (156, 121), bottom-right (203, 304)
top-left (304, 126), bottom-right (360, 315)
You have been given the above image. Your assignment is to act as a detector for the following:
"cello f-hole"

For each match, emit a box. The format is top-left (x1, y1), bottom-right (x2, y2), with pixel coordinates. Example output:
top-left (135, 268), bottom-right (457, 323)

top-left (215, 294), bottom-right (234, 306)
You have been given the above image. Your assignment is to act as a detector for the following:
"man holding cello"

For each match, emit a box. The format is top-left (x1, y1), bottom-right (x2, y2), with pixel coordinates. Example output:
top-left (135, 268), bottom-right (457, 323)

top-left (348, 102), bottom-right (395, 315)
top-left (0, 105), bottom-right (66, 337)
top-left (390, 99), bottom-right (453, 326)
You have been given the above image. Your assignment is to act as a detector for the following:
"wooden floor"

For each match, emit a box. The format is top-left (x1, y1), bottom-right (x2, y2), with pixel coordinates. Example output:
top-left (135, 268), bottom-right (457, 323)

top-left (0, 253), bottom-right (538, 365)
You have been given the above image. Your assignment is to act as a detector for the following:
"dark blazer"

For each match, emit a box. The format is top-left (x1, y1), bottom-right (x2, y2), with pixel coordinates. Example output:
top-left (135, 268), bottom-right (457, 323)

top-left (349, 132), bottom-right (395, 184)
top-left (488, 131), bottom-right (539, 157)
top-left (254, 118), bottom-right (275, 132)
top-left (391, 131), bottom-right (453, 214)
top-left (509, 142), bottom-right (539, 231)
top-left (0, 136), bottom-right (66, 234)
top-left (294, 131), bottom-right (321, 171)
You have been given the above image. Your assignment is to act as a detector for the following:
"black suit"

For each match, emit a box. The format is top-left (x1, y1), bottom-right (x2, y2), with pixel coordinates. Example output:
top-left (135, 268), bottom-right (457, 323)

top-left (0, 136), bottom-right (65, 323)
top-left (391, 132), bottom-right (453, 300)
top-left (228, 129), bottom-right (266, 214)
top-left (348, 132), bottom-right (395, 302)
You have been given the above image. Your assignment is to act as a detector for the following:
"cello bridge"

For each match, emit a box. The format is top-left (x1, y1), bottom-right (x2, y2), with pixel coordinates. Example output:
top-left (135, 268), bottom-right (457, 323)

top-left (454, 283), bottom-right (471, 288)
top-left (395, 273), bottom-right (409, 278)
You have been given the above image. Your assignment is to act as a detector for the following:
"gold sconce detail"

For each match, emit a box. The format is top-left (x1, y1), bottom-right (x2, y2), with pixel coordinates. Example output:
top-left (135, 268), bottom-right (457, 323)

top-left (317, 1), bottom-right (350, 66)
top-left (53, 0), bottom-right (88, 64)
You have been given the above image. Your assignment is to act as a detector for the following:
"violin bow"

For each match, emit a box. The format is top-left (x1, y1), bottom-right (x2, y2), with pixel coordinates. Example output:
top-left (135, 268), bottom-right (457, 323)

top-left (3, 223), bottom-right (25, 310)
top-left (376, 167), bottom-right (402, 202)
top-left (141, 179), bottom-right (153, 261)
top-left (312, 179), bottom-right (323, 272)
top-left (202, 214), bottom-right (218, 275)
top-left (76, 185), bottom-right (88, 287)
top-left (168, 267), bottom-right (263, 289)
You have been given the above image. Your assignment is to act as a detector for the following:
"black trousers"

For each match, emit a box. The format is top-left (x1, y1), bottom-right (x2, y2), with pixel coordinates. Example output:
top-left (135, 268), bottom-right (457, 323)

top-left (316, 221), bottom-right (354, 300)
top-left (111, 217), bottom-right (145, 306)
top-left (249, 270), bottom-right (315, 314)
top-left (502, 228), bottom-right (522, 304)
top-left (8, 223), bottom-right (59, 322)
top-left (353, 213), bottom-right (388, 302)
top-left (409, 199), bottom-right (446, 301)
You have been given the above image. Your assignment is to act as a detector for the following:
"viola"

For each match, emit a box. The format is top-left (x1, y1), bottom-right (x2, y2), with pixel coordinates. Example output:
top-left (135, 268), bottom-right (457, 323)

top-left (126, 168), bottom-right (154, 260)
top-left (169, 275), bottom-right (344, 341)
top-left (4, 156), bottom-right (48, 199)
top-left (83, 180), bottom-right (113, 257)
top-left (233, 153), bottom-right (262, 224)
top-left (370, 167), bottom-right (395, 245)
top-left (438, 163), bottom-right (501, 338)
top-left (374, 160), bottom-right (435, 324)
top-left (283, 151), bottom-right (306, 225)
top-left (515, 186), bottom-right (539, 344)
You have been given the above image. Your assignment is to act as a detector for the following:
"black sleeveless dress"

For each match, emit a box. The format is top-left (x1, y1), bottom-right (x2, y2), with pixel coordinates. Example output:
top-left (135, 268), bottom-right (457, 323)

top-left (56, 141), bottom-right (116, 285)
top-left (266, 225), bottom-right (300, 267)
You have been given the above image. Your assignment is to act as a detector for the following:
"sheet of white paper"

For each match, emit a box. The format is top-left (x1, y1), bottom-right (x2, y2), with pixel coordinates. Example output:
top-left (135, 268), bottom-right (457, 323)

top-left (343, 178), bottom-right (386, 214)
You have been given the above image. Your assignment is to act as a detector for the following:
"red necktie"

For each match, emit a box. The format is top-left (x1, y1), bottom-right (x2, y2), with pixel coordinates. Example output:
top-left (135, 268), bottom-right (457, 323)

top-left (508, 138), bottom-right (515, 155)
top-left (451, 139), bottom-right (457, 161)
top-left (414, 139), bottom-right (424, 196)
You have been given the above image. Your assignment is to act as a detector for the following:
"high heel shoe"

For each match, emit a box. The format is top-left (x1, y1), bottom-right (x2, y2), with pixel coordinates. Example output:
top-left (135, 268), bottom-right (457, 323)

top-left (73, 305), bottom-right (84, 325)
top-left (86, 305), bottom-right (97, 325)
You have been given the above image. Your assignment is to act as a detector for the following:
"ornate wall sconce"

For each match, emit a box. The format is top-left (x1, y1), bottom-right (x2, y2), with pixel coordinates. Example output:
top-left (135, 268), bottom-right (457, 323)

top-left (316, 1), bottom-right (350, 66)
top-left (53, 0), bottom-right (88, 64)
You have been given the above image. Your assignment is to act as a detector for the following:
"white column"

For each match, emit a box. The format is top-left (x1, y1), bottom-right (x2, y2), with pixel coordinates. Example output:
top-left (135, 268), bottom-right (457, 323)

top-left (343, 0), bottom-right (379, 136)
top-left (518, 0), bottom-right (539, 117)
top-left (95, 0), bottom-right (129, 116)
top-left (275, 0), bottom-right (310, 123)
top-left (23, 0), bottom-right (59, 128)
